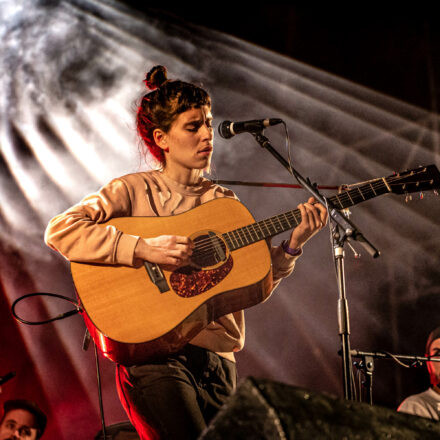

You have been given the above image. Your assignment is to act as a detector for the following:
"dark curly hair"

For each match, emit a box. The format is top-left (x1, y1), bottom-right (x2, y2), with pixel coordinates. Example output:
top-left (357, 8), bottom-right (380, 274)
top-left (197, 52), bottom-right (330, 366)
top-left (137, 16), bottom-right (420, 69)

top-left (137, 65), bottom-right (211, 166)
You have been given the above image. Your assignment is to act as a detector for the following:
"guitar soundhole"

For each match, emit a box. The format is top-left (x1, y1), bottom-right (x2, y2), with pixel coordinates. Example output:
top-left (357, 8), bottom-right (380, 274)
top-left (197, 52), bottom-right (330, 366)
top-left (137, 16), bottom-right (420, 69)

top-left (191, 232), bottom-right (227, 268)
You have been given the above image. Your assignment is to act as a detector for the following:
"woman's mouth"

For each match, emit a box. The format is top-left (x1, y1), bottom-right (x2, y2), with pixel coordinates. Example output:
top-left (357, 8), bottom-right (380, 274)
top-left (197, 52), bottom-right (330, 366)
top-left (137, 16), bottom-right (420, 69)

top-left (198, 146), bottom-right (213, 155)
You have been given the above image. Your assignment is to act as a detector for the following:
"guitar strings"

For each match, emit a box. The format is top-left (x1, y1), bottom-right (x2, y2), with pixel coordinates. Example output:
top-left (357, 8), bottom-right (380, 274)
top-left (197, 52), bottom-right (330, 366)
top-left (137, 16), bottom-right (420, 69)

top-left (193, 178), bottom-right (385, 253)
top-left (191, 178), bottom-right (387, 257)
top-left (189, 170), bottom-right (432, 261)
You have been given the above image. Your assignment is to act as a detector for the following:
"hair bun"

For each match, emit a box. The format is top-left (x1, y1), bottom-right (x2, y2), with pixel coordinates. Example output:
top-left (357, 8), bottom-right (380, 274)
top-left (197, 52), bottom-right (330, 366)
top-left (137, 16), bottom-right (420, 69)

top-left (145, 65), bottom-right (168, 90)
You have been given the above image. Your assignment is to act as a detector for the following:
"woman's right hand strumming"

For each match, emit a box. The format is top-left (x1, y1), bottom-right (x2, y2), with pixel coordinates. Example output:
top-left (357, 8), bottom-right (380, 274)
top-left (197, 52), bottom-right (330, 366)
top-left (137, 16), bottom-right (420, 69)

top-left (134, 235), bottom-right (194, 267)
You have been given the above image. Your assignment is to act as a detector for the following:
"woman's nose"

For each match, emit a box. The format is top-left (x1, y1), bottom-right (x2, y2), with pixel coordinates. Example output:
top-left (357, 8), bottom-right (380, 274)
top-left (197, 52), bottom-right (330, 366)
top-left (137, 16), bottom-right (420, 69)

top-left (202, 124), bottom-right (213, 139)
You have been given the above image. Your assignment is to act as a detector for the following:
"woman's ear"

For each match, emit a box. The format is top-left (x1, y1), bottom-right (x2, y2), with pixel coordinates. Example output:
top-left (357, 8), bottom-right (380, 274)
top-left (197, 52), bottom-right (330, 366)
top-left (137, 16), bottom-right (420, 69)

top-left (153, 128), bottom-right (169, 152)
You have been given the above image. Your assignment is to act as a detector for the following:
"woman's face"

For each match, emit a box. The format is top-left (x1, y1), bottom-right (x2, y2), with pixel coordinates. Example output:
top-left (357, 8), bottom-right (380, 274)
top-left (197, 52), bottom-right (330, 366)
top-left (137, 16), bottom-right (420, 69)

top-left (157, 105), bottom-right (213, 173)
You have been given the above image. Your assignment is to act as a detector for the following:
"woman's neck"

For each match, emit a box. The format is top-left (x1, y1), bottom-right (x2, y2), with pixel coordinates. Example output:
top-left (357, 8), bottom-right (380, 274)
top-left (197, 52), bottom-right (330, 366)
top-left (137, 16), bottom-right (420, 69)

top-left (161, 166), bottom-right (202, 186)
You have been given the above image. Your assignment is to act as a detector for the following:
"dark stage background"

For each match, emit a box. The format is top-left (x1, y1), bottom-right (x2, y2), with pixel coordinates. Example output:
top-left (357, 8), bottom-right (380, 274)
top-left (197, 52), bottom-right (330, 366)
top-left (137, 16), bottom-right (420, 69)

top-left (0, 2), bottom-right (439, 438)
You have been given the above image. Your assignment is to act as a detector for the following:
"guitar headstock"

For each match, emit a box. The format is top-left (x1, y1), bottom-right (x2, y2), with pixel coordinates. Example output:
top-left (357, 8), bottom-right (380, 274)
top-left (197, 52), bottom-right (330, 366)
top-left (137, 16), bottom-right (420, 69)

top-left (386, 165), bottom-right (440, 195)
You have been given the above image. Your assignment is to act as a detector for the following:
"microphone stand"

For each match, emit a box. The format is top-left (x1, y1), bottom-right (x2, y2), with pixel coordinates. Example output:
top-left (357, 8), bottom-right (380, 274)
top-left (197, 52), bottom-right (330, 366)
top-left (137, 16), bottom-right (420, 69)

top-left (251, 131), bottom-right (380, 400)
top-left (350, 350), bottom-right (440, 405)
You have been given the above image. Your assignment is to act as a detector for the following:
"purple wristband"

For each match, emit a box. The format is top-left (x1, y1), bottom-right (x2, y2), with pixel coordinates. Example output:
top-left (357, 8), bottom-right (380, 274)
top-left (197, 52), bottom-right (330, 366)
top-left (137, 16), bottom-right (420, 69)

top-left (281, 240), bottom-right (302, 257)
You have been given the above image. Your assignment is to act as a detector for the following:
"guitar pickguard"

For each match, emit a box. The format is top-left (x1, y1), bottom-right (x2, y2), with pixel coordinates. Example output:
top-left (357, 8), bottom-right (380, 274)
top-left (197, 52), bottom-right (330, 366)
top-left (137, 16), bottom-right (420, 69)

top-left (170, 255), bottom-right (233, 298)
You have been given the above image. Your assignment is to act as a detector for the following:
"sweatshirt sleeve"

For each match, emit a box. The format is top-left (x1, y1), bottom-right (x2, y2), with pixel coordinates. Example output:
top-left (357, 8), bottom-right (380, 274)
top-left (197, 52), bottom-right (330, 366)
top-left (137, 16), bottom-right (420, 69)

top-left (270, 243), bottom-right (301, 290)
top-left (45, 178), bottom-right (140, 266)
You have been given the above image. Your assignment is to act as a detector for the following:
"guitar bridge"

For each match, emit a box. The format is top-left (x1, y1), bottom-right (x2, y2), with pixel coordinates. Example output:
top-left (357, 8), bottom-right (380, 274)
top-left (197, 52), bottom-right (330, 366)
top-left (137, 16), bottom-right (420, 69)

top-left (144, 262), bottom-right (170, 294)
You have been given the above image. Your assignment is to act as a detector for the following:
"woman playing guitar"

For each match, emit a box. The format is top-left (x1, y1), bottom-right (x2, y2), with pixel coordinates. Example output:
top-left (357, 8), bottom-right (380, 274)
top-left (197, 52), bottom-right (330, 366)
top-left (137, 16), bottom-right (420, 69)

top-left (45, 65), bottom-right (328, 440)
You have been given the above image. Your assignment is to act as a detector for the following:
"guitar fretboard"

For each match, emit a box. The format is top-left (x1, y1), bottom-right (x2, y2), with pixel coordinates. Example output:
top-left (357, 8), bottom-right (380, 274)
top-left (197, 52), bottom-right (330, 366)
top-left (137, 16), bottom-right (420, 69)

top-left (222, 177), bottom-right (390, 251)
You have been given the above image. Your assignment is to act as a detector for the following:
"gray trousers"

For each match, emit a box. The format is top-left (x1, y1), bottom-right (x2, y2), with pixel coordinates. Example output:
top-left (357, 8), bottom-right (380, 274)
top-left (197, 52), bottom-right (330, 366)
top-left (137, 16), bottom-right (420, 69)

top-left (116, 344), bottom-right (237, 440)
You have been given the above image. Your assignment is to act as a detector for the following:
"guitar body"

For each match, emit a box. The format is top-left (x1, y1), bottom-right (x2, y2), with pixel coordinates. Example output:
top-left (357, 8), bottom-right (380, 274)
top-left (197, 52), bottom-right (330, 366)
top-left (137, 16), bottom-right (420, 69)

top-left (71, 198), bottom-right (273, 366)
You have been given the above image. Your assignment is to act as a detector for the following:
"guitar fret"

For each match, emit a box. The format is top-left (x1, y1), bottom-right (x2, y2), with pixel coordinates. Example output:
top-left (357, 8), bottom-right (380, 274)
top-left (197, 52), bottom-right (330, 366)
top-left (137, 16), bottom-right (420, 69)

top-left (256, 223), bottom-right (265, 240)
top-left (223, 233), bottom-right (232, 250)
top-left (249, 223), bottom-right (259, 241)
top-left (265, 219), bottom-right (275, 235)
top-left (249, 224), bottom-right (257, 241)
top-left (282, 213), bottom-right (292, 229)
top-left (235, 229), bottom-right (244, 246)
top-left (334, 195), bottom-right (344, 209)
top-left (292, 210), bottom-right (301, 225)
top-left (261, 220), bottom-right (271, 236)
top-left (225, 232), bottom-right (236, 250)
top-left (247, 225), bottom-right (255, 242)
top-left (256, 221), bottom-right (266, 239)
top-left (245, 225), bottom-right (254, 244)
top-left (369, 182), bottom-right (377, 196)
top-left (346, 191), bottom-right (355, 205)
top-left (286, 211), bottom-right (297, 226)
top-left (234, 230), bottom-right (243, 248)
top-left (241, 227), bottom-right (251, 245)
top-left (234, 230), bottom-right (244, 248)
top-left (382, 177), bottom-right (392, 192)
top-left (227, 231), bottom-right (235, 249)
top-left (270, 219), bottom-right (278, 234)
top-left (276, 215), bottom-right (284, 232)
top-left (349, 190), bottom-right (363, 204)
top-left (357, 187), bottom-right (366, 201)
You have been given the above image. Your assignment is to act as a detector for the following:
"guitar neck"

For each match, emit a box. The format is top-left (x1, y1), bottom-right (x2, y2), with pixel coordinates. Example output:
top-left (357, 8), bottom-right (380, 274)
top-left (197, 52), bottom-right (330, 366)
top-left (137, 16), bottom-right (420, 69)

top-left (222, 177), bottom-right (391, 251)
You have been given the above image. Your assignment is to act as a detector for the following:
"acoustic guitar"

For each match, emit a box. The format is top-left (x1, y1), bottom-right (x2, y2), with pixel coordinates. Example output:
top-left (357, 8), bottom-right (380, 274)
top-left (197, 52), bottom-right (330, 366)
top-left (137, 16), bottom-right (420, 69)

top-left (71, 165), bottom-right (440, 365)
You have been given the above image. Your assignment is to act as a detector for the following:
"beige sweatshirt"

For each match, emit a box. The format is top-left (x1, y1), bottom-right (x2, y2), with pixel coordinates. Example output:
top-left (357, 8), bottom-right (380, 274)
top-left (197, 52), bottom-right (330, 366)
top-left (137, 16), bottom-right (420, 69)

top-left (45, 170), bottom-right (299, 361)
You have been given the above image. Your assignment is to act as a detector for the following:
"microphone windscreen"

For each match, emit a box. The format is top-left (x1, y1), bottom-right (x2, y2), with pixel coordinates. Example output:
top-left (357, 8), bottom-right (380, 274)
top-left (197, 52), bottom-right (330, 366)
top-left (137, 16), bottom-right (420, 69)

top-left (218, 121), bottom-right (234, 139)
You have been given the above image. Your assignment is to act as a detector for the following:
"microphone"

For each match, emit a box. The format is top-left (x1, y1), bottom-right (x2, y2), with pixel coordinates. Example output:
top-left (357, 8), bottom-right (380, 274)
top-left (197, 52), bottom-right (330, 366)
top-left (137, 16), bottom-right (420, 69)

top-left (218, 118), bottom-right (283, 139)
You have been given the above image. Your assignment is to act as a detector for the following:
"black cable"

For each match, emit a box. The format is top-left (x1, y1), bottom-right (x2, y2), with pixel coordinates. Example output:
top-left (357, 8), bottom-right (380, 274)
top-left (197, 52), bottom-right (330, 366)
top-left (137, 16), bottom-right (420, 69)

top-left (94, 343), bottom-right (107, 440)
top-left (11, 292), bottom-right (80, 325)
top-left (12, 292), bottom-right (110, 438)
top-left (11, 292), bottom-right (111, 438)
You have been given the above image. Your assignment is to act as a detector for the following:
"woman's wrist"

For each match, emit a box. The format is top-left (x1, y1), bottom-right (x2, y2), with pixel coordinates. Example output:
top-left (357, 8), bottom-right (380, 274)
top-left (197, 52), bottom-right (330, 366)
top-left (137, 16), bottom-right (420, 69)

top-left (134, 238), bottom-right (149, 260)
top-left (281, 240), bottom-right (303, 257)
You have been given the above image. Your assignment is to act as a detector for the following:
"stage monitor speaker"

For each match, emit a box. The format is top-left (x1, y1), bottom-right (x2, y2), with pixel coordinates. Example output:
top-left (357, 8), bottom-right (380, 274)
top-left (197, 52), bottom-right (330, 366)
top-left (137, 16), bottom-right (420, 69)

top-left (94, 421), bottom-right (139, 440)
top-left (200, 377), bottom-right (440, 440)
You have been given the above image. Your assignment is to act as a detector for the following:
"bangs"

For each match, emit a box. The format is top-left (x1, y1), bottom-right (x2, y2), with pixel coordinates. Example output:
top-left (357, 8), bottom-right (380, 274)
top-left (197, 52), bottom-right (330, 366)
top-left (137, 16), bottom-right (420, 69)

top-left (167, 81), bottom-right (211, 115)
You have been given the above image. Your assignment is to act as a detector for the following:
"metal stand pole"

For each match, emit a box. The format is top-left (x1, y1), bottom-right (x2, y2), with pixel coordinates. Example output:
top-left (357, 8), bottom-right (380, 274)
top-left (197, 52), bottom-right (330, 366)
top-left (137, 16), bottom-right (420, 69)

top-left (249, 130), bottom-right (378, 400)
top-left (334, 239), bottom-right (354, 400)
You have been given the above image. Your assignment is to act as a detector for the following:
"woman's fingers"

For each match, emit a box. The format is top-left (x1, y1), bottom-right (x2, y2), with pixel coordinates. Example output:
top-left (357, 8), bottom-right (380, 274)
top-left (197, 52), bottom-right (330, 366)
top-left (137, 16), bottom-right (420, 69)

top-left (289, 198), bottom-right (328, 249)
top-left (304, 197), bottom-right (328, 228)
top-left (175, 235), bottom-right (194, 247)
top-left (303, 202), bottom-right (321, 229)
top-left (137, 235), bottom-right (194, 267)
